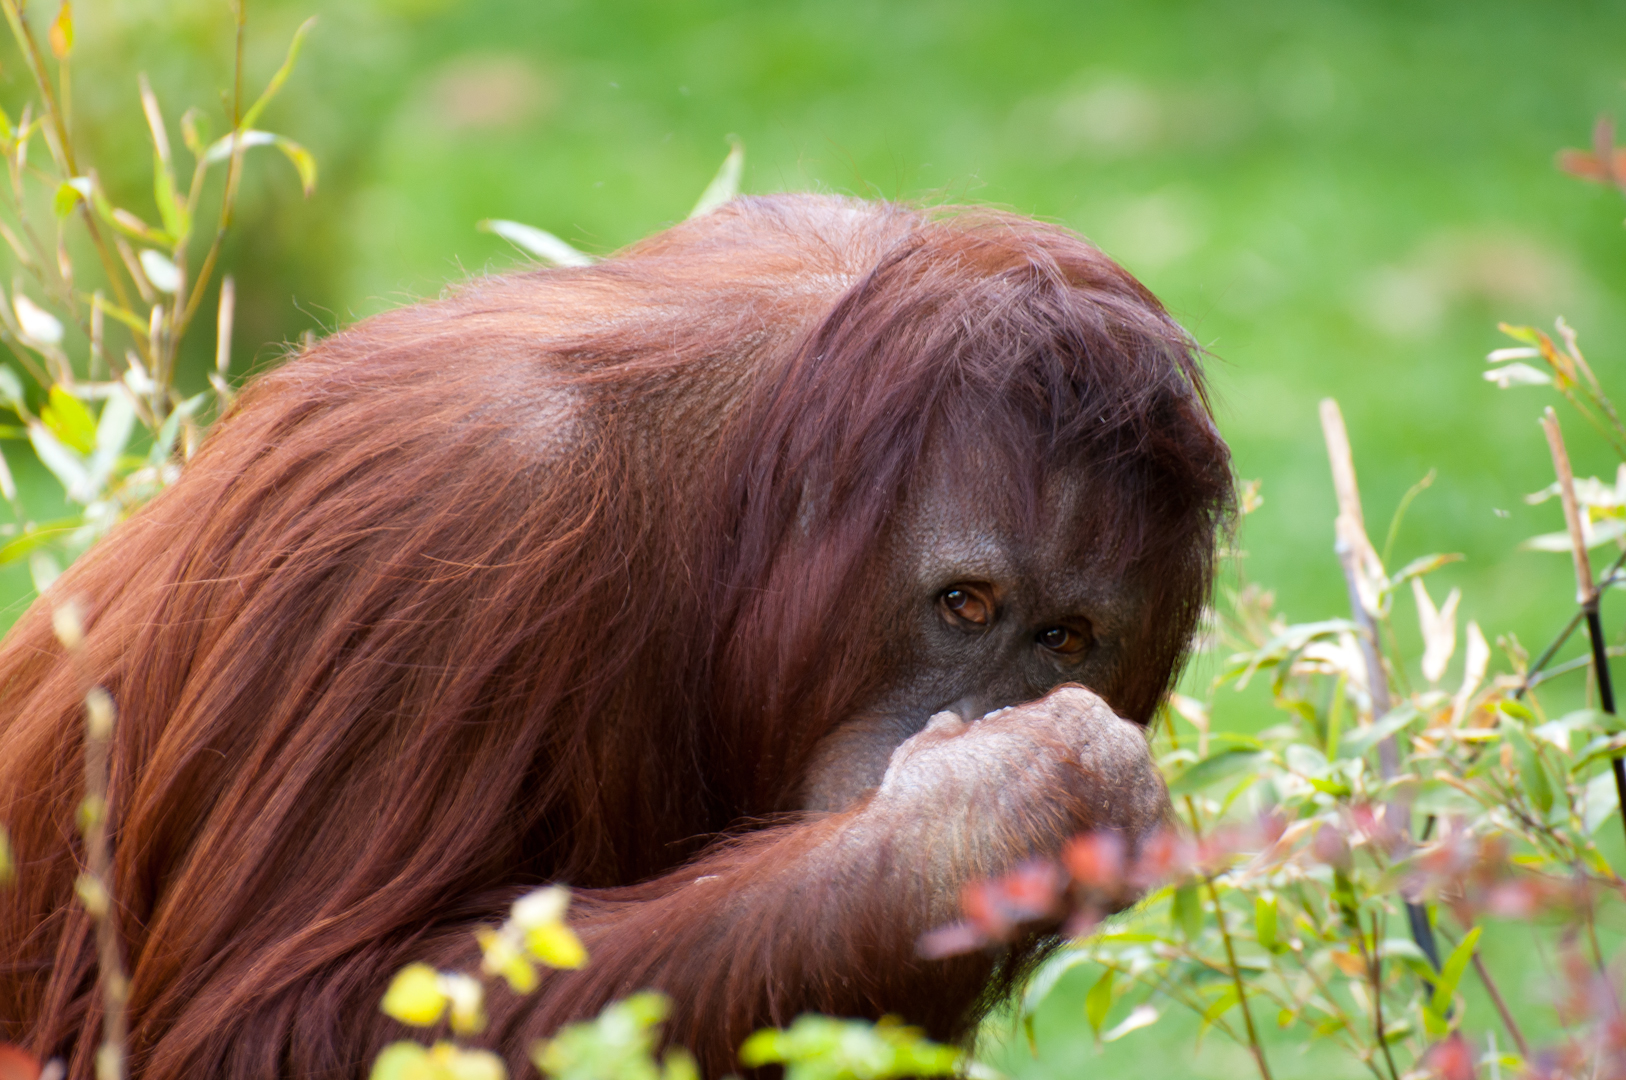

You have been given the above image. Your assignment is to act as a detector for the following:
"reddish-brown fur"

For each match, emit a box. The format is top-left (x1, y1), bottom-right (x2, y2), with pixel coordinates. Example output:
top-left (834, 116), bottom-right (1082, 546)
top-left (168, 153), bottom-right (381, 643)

top-left (0, 195), bottom-right (1230, 1078)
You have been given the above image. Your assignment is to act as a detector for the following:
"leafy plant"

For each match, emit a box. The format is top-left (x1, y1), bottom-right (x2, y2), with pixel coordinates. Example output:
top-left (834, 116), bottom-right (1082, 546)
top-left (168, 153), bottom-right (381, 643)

top-left (929, 317), bottom-right (1626, 1080)
top-left (0, 0), bottom-right (315, 594)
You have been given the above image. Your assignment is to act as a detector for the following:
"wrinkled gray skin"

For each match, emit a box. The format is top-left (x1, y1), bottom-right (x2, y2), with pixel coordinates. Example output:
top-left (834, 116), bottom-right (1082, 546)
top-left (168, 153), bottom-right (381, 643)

top-left (799, 457), bottom-right (1163, 825)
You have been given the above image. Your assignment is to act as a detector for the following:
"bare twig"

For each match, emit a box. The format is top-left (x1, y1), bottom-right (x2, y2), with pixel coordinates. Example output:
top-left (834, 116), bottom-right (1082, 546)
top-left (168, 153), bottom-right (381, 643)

top-left (0, 0), bottom-right (134, 315)
top-left (1319, 400), bottom-right (1397, 769)
top-left (1471, 952), bottom-right (1530, 1059)
top-left (51, 602), bottom-right (126, 1080)
top-left (1541, 407), bottom-right (1626, 850)
top-left (1206, 874), bottom-right (1273, 1080)
top-left (1320, 399), bottom-right (1444, 982)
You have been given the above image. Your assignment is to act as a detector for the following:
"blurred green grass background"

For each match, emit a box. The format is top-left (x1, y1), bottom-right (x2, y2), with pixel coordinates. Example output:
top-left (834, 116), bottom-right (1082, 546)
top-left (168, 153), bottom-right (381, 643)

top-left (9, 1), bottom-right (1626, 1074)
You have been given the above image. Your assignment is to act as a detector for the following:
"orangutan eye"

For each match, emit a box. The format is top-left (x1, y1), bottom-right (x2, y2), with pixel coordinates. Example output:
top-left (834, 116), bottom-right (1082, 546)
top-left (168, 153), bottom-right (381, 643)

top-left (1038, 626), bottom-right (1089, 655)
top-left (939, 586), bottom-right (992, 626)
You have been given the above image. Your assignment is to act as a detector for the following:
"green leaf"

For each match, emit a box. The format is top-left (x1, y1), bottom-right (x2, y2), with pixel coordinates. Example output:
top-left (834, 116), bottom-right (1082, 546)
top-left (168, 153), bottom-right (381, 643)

top-left (204, 130), bottom-right (316, 196)
top-left (180, 108), bottom-right (210, 158)
top-left (536, 992), bottom-right (674, 1080)
top-left (1200, 985), bottom-right (1239, 1026)
top-left (1430, 925), bottom-right (1481, 1017)
top-left (54, 178), bottom-right (88, 217)
top-left (1496, 699), bottom-right (1535, 723)
top-left (689, 138), bottom-right (744, 218)
top-left (1571, 732), bottom-right (1626, 772)
top-left (240, 17), bottom-right (318, 132)
top-left (153, 160), bottom-right (189, 240)
top-left (478, 219), bottom-right (595, 267)
top-left (1506, 726), bottom-right (1554, 815)
top-left (1171, 882), bottom-right (1203, 941)
top-left (40, 386), bottom-right (96, 454)
top-left (1324, 673), bottom-right (1347, 757)
top-left (1084, 967), bottom-right (1116, 1035)
top-left (1386, 552), bottom-right (1464, 588)
top-left (1338, 704), bottom-right (1420, 759)
top-left (1409, 779), bottom-right (1483, 817)
top-left (0, 519), bottom-right (78, 564)
top-left (736, 1014), bottom-right (961, 1079)
top-left (1254, 895), bottom-right (1279, 952)
top-left (272, 135), bottom-right (317, 197)
top-left (1167, 748), bottom-right (1267, 796)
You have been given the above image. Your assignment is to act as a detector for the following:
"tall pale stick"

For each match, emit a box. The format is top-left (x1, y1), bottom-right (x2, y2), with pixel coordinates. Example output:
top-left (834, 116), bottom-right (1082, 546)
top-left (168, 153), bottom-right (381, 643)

top-left (51, 603), bottom-right (127, 1080)
top-left (1540, 407), bottom-right (1626, 847)
top-left (1319, 399), bottom-right (1443, 977)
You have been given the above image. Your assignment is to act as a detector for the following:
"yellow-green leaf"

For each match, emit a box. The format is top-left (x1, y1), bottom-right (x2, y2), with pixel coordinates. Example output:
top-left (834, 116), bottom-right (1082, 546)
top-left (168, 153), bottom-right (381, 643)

top-left (1167, 748), bottom-right (1266, 796)
top-left (54, 178), bottom-right (87, 218)
top-left (380, 963), bottom-right (447, 1027)
top-left (1084, 967), bottom-right (1115, 1035)
top-left (41, 386), bottom-right (96, 454)
top-left (368, 1041), bottom-right (430, 1080)
top-left (1200, 985), bottom-right (1239, 1026)
top-left (180, 108), bottom-right (210, 159)
top-left (49, 1), bottom-right (72, 58)
top-left (1171, 882), bottom-right (1203, 941)
top-left (477, 927), bottom-right (538, 994)
top-left (1430, 925), bottom-right (1481, 1017)
top-left (240, 17), bottom-right (318, 131)
top-left (437, 1045), bottom-right (505, 1080)
top-left (1254, 895), bottom-right (1279, 952)
top-left (524, 921), bottom-right (586, 969)
top-left (272, 135), bottom-right (317, 197)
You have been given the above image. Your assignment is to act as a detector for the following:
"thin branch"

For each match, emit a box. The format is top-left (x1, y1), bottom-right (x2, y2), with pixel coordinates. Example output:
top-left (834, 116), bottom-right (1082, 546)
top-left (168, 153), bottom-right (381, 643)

top-left (1542, 407), bottom-right (1626, 852)
top-left (1471, 953), bottom-right (1530, 1059)
top-left (51, 602), bottom-right (127, 1080)
top-left (175, 2), bottom-right (246, 337)
top-left (0, 0), bottom-right (134, 314)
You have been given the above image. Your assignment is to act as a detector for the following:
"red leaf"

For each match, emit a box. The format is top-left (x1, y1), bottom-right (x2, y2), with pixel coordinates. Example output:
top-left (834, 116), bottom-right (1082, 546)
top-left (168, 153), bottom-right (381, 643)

top-left (0, 1045), bottom-right (41, 1080)
top-left (1063, 832), bottom-right (1125, 892)
top-left (1422, 1034), bottom-right (1473, 1080)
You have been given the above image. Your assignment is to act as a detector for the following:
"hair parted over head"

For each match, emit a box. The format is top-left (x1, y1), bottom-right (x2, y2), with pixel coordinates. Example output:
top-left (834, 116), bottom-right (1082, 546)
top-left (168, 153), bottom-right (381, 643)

top-left (0, 193), bottom-right (1230, 1078)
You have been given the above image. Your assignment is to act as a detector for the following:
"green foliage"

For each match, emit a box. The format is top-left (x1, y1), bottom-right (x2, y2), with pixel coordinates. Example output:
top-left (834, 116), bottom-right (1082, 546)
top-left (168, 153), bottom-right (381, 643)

top-left (1008, 316), bottom-right (1626, 1080)
top-left (0, 0), bottom-right (314, 597)
top-left (371, 1041), bottom-right (507, 1080)
top-left (531, 993), bottom-right (696, 1080)
top-left (736, 1015), bottom-right (960, 1080)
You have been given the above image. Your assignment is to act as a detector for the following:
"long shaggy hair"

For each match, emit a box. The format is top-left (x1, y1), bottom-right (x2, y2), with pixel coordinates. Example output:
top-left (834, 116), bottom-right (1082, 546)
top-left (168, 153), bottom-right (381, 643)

top-left (0, 194), bottom-right (1231, 1077)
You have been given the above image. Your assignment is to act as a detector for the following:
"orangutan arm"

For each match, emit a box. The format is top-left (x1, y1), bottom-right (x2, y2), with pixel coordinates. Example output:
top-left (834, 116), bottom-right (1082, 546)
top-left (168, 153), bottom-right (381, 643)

top-left (477, 686), bottom-right (1166, 1075)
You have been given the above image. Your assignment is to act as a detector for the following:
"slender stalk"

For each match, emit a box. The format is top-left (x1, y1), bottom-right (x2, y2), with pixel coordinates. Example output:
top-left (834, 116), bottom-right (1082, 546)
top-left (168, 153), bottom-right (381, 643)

top-left (175, 2), bottom-right (246, 336)
top-left (51, 603), bottom-right (126, 1080)
top-left (1540, 407), bottom-right (1626, 851)
top-left (1205, 874), bottom-right (1273, 1080)
top-left (1319, 398), bottom-right (1443, 978)
top-left (0, 0), bottom-right (133, 315)
top-left (1356, 912), bottom-right (1400, 1080)
top-left (1178, 788), bottom-right (1273, 1080)
top-left (1471, 953), bottom-right (1530, 1059)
